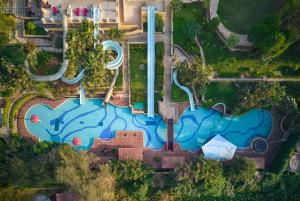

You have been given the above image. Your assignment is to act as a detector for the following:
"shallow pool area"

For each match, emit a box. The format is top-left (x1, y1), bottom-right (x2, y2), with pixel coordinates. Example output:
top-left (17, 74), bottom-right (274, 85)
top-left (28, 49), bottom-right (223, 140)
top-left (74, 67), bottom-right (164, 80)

top-left (24, 99), bottom-right (273, 151)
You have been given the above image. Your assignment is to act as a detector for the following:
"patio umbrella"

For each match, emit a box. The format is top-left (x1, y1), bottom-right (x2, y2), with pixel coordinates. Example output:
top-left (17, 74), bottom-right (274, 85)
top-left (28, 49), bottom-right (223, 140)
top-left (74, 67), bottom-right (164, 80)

top-left (201, 135), bottom-right (237, 161)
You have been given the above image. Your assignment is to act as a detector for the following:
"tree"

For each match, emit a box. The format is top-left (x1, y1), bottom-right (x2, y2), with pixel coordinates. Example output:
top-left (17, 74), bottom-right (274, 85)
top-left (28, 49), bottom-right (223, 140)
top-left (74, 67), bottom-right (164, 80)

top-left (225, 157), bottom-right (257, 189)
top-left (0, 13), bottom-right (15, 49)
top-left (207, 17), bottom-right (220, 32)
top-left (249, 14), bottom-right (296, 61)
top-left (226, 34), bottom-right (240, 48)
top-left (176, 57), bottom-right (212, 105)
top-left (24, 41), bottom-right (37, 54)
top-left (185, 21), bottom-right (202, 40)
top-left (109, 160), bottom-right (154, 201)
top-left (174, 156), bottom-right (227, 198)
top-left (170, 0), bottom-right (183, 13)
top-left (240, 82), bottom-right (286, 111)
top-left (55, 146), bottom-right (115, 201)
top-left (109, 28), bottom-right (125, 42)
top-left (65, 20), bottom-right (111, 88)
top-left (0, 32), bottom-right (9, 49)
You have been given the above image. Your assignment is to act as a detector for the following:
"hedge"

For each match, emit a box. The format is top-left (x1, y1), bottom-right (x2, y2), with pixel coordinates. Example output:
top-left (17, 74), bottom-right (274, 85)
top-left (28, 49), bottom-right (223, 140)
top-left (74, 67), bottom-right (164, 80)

top-left (270, 131), bottom-right (300, 174)
top-left (9, 94), bottom-right (38, 131)
top-left (2, 98), bottom-right (11, 127)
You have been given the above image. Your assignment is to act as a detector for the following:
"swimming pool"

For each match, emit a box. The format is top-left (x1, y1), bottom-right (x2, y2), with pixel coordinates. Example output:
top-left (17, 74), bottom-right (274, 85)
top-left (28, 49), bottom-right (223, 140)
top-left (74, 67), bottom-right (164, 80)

top-left (24, 99), bottom-right (273, 151)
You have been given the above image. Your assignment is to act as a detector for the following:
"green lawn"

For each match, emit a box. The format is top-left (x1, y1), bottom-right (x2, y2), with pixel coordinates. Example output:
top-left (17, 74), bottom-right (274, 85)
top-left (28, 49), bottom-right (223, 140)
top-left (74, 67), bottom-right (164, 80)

top-left (173, 3), bottom-right (300, 79)
top-left (129, 42), bottom-right (164, 112)
top-left (130, 44), bottom-right (147, 106)
top-left (172, 84), bottom-right (188, 102)
top-left (24, 21), bottom-right (48, 35)
top-left (217, 0), bottom-right (283, 34)
top-left (204, 82), bottom-right (239, 111)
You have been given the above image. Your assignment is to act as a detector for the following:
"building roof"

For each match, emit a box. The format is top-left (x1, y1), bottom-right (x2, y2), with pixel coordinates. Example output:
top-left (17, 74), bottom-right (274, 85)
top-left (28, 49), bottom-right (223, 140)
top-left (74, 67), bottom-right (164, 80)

top-left (201, 135), bottom-right (237, 161)
top-left (118, 148), bottom-right (143, 161)
top-left (161, 156), bottom-right (185, 169)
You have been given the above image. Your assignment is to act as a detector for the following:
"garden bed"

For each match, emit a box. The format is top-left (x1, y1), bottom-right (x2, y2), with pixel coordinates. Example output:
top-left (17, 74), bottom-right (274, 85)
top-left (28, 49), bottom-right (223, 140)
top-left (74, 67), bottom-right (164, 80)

top-left (28, 51), bottom-right (63, 75)
top-left (24, 20), bottom-right (48, 36)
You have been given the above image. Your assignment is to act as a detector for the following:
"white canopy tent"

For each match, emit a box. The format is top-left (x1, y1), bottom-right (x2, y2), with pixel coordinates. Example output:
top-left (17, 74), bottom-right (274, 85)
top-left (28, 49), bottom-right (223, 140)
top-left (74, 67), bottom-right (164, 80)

top-left (201, 135), bottom-right (237, 161)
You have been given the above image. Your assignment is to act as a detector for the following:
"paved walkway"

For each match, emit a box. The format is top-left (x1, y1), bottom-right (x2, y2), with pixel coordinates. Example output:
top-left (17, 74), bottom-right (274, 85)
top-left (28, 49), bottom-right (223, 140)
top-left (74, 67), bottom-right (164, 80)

top-left (209, 0), bottom-right (252, 48)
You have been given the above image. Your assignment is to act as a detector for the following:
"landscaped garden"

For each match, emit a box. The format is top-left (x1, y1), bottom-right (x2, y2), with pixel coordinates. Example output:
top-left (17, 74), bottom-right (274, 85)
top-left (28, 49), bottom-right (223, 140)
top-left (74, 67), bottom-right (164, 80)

top-left (24, 21), bottom-right (48, 35)
top-left (217, 0), bottom-right (284, 34)
top-left (28, 51), bottom-right (63, 75)
top-left (173, 2), bottom-right (300, 78)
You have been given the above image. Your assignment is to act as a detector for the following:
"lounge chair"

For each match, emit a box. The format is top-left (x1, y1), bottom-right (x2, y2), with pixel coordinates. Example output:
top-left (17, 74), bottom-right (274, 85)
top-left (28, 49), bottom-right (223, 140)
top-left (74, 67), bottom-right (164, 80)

top-left (52, 6), bottom-right (57, 16)
top-left (83, 8), bottom-right (87, 17)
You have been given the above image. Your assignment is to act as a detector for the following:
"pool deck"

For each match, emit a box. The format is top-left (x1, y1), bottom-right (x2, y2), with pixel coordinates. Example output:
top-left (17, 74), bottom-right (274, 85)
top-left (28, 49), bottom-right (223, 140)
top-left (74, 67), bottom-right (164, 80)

top-left (17, 97), bottom-right (286, 169)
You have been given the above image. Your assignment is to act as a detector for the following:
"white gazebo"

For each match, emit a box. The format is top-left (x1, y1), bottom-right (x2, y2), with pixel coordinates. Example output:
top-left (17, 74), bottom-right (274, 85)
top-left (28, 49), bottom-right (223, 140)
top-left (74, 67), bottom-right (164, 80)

top-left (201, 135), bottom-right (237, 161)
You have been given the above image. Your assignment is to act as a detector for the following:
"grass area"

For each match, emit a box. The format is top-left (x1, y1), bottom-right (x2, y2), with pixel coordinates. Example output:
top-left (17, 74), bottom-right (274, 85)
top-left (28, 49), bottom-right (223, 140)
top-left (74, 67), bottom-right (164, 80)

top-left (29, 51), bottom-right (63, 75)
top-left (204, 82), bottom-right (239, 111)
top-left (129, 42), bottom-right (164, 112)
top-left (217, 0), bottom-right (283, 34)
top-left (172, 84), bottom-right (188, 102)
top-left (173, 3), bottom-right (300, 78)
top-left (143, 13), bottom-right (164, 32)
top-left (154, 42), bottom-right (165, 112)
top-left (24, 21), bottom-right (48, 35)
top-left (130, 44), bottom-right (147, 107)
top-left (115, 65), bottom-right (123, 90)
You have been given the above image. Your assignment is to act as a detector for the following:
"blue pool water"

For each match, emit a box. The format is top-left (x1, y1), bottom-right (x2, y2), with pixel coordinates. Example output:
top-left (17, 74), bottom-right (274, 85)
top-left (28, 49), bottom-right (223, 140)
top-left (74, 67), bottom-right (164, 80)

top-left (25, 99), bottom-right (273, 151)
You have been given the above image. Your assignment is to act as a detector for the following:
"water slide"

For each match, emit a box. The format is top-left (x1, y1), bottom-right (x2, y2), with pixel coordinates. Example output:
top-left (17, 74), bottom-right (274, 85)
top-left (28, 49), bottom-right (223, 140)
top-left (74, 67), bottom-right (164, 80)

top-left (173, 70), bottom-right (195, 111)
top-left (61, 69), bottom-right (86, 84)
top-left (147, 5), bottom-right (155, 118)
top-left (25, 13), bottom-right (69, 81)
top-left (79, 82), bottom-right (85, 105)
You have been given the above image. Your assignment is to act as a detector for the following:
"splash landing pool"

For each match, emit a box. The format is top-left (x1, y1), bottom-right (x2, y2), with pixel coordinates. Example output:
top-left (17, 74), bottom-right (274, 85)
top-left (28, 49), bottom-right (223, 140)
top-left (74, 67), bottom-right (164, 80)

top-left (24, 99), bottom-right (273, 151)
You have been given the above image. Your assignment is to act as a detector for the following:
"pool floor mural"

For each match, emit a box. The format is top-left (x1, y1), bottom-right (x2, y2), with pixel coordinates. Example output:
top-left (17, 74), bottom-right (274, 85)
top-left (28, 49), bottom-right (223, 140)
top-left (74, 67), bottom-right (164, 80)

top-left (25, 99), bottom-right (273, 151)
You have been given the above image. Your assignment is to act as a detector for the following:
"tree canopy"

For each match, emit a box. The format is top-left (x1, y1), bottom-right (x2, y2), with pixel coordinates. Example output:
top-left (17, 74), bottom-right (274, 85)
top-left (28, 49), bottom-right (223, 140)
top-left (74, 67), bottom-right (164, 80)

top-left (55, 146), bottom-right (115, 201)
top-left (65, 20), bottom-right (113, 88)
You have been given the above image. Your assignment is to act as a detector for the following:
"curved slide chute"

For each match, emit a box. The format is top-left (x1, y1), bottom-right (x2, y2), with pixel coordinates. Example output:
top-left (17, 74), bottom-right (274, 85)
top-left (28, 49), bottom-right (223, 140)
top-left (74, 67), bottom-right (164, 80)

top-left (25, 14), bottom-right (69, 81)
top-left (173, 70), bottom-right (195, 112)
top-left (61, 69), bottom-right (86, 84)
top-left (102, 40), bottom-right (124, 70)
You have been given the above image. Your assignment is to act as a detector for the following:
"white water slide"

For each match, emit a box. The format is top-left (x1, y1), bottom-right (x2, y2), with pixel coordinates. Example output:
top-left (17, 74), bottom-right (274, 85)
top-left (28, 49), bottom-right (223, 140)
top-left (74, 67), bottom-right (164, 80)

top-left (173, 70), bottom-right (195, 111)
top-left (147, 5), bottom-right (155, 118)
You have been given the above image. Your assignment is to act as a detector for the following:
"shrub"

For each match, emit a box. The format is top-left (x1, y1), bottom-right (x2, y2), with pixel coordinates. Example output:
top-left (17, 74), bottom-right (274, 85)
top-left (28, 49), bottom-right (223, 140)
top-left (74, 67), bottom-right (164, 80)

top-left (9, 94), bottom-right (37, 131)
top-left (25, 21), bottom-right (36, 32)
top-left (207, 17), bottom-right (220, 31)
top-left (153, 156), bottom-right (161, 163)
top-left (270, 131), bottom-right (300, 174)
top-left (24, 41), bottom-right (37, 54)
top-left (2, 98), bottom-right (11, 127)
top-left (226, 34), bottom-right (240, 48)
